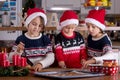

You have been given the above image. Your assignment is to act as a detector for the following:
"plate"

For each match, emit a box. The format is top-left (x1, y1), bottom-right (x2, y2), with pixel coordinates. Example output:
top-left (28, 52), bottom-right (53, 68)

top-left (33, 70), bottom-right (105, 79)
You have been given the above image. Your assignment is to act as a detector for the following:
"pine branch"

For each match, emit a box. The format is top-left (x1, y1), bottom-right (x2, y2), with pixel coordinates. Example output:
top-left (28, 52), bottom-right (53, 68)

top-left (0, 66), bottom-right (29, 76)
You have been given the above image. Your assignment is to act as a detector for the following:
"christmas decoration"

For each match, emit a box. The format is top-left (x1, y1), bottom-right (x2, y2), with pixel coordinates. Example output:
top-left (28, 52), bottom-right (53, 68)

top-left (0, 66), bottom-right (29, 76)
top-left (22, 0), bottom-right (35, 17)
top-left (83, 0), bottom-right (112, 8)
top-left (0, 51), bottom-right (29, 76)
top-left (22, 0), bottom-right (35, 26)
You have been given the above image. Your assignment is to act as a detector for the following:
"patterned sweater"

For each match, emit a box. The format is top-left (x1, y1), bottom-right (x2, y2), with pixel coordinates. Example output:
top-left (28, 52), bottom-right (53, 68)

top-left (87, 33), bottom-right (113, 63)
top-left (55, 31), bottom-right (87, 68)
top-left (9, 33), bottom-right (54, 68)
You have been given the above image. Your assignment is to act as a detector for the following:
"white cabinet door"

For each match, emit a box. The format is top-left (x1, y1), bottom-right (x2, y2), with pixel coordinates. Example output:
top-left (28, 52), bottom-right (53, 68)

top-left (80, 0), bottom-right (90, 14)
top-left (114, 0), bottom-right (120, 14)
top-left (106, 0), bottom-right (115, 14)
top-left (106, 0), bottom-right (120, 14)
top-left (42, 0), bottom-right (81, 10)
top-left (52, 0), bottom-right (80, 8)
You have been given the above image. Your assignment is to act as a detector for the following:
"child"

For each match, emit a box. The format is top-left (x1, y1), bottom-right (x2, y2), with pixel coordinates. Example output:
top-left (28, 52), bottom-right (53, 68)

top-left (9, 8), bottom-right (55, 71)
top-left (83, 9), bottom-right (114, 68)
top-left (55, 10), bottom-right (87, 68)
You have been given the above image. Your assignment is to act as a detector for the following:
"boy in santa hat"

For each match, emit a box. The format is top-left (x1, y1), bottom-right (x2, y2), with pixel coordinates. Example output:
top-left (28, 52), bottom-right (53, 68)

top-left (9, 8), bottom-right (54, 71)
top-left (54, 10), bottom-right (87, 68)
top-left (83, 9), bottom-right (115, 68)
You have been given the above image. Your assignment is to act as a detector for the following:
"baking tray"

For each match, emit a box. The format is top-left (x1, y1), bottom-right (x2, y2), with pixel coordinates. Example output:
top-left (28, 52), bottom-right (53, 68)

top-left (33, 70), bottom-right (105, 79)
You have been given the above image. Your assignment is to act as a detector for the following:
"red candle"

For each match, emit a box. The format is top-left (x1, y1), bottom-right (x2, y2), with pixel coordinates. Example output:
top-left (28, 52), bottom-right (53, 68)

top-left (6, 60), bottom-right (10, 67)
top-left (0, 52), bottom-right (8, 67)
top-left (1, 60), bottom-right (10, 67)
top-left (12, 55), bottom-right (17, 66)
top-left (20, 57), bottom-right (27, 67)
top-left (12, 54), bottom-right (21, 66)
top-left (1, 61), bottom-right (6, 67)
top-left (0, 53), bottom-right (2, 61)
top-left (0, 53), bottom-right (7, 61)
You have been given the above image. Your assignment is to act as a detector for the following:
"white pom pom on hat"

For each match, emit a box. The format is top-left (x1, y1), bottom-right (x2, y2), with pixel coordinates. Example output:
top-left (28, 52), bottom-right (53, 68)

top-left (24, 8), bottom-right (47, 27)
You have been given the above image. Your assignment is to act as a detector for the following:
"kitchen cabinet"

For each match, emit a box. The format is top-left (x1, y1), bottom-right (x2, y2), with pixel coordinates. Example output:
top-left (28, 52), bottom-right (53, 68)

top-left (114, 0), bottom-right (120, 14)
top-left (104, 0), bottom-right (120, 14)
top-left (80, 0), bottom-right (90, 15)
top-left (0, 31), bottom-right (22, 40)
top-left (42, 0), bottom-right (81, 10)
top-left (42, 0), bottom-right (120, 14)
top-left (107, 0), bottom-right (120, 14)
top-left (0, 0), bottom-right (22, 40)
top-left (106, 0), bottom-right (115, 14)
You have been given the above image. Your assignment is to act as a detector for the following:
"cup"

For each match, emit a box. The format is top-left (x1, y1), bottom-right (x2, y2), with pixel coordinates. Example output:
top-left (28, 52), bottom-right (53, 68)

top-left (112, 49), bottom-right (120, 72)
top-left (89, 64), bottom-right (103, 73)
top-left (102, 66), bottom-right (118, 75)
top-left (103, 59), bottom-right (118, 75)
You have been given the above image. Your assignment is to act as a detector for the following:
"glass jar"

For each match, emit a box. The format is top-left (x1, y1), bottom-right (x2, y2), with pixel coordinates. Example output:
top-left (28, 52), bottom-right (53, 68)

top-left (2, 11), bottom-right (10, 27)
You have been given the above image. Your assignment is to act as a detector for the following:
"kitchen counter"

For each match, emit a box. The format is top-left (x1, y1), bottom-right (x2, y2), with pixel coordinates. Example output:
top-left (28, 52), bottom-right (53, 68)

top-left (77, 26), bottom-right (120, 31)
top-left (0, 68), bottom-right (119, 80)
top-left (0, 27), bottom-right (56, 31)
top-left (0, 26), bottom-right (120, 31)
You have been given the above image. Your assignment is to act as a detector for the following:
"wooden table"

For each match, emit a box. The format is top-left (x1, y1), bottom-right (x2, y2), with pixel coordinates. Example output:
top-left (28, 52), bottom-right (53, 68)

top-left (0, 68), bottom-right (120, 80)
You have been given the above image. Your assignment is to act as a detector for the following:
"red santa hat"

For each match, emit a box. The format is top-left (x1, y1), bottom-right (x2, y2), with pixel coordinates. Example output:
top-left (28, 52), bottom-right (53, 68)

top-left (85, 9), bottom-right (106, 30)
top-left (58, 10), bottom-right (79, 30)
top-left (25, 8), bottom-right (47, 27)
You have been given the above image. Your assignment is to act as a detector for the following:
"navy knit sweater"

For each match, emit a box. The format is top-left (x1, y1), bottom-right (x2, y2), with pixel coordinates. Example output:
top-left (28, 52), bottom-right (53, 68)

top-left (9, 33), bottom-right (54, 68)
top-left (87, 33), bottom-right (112, 58)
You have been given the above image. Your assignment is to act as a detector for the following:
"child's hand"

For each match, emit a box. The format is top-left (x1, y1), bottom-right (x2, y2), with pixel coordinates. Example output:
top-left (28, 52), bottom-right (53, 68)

top-left (17, 42), bottom-right (25, 53)
top-left (58, 61), bottom-right (66, 68)
top-left (32, 63), bottom-right (43, 72)
top-left (82, 58), bottom-right (96, 69)
top-left (26, 64), bottom-right (33, 70)
top-left (81, 59), bottom-right (86, 65)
